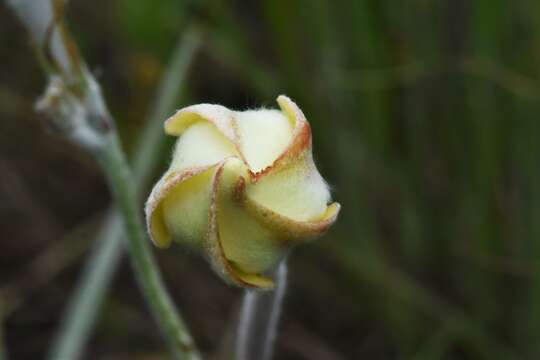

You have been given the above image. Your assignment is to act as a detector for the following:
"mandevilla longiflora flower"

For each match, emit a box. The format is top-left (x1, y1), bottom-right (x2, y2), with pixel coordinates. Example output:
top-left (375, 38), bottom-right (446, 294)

top-left (145, 95), bottom-right (340, 289)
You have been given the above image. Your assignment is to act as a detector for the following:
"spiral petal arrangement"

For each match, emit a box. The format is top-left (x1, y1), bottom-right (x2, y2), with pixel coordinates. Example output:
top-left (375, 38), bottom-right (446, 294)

top-left (145, 95), bottom-right (340, 289)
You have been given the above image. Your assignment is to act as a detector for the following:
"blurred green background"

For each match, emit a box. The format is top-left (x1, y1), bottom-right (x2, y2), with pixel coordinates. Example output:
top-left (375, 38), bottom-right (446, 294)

top-left (1, 0), bottom-right (540, 359)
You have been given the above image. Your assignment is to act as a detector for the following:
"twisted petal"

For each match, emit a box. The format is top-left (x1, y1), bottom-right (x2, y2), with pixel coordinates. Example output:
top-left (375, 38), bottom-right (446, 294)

top-left (146, 95), bottom-right (340, 289)
top-left (246, 96), bottom-right (331, 222)
top-left (145, 166), bottom-right (214, 248)
top-left (206, 157), bottom-right (340, 289)
top-left (234, 109), bottom-right (292, 172)
top-left (163, 96), bottom-right (303, 175)
top-left (168, 115), bottom-right (239, 173)
top-left (206, 158), bottom-right (280, 289)
top-left (145, 158), bottom-right (284, 289)
top-left (242, 184), bottom-right (340, 241)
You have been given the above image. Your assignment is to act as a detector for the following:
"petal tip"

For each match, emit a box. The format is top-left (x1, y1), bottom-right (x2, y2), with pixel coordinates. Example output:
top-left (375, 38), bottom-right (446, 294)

top-left (276, 94), bottom-right (290, 105)
top-left (276, 95), bottom-right (296, 120)
top-left (227, 263), bottom-right (276, 289)
top-left (163, 107), bottom-right (197, 136)
top-left (325, 202), bottom-right (341, 221)
top-left (163, 104), bottom-right (236, 140)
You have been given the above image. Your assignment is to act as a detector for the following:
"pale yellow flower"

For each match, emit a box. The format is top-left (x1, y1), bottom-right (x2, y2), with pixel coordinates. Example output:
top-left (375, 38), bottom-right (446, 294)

top-left (145, 95), bottom-right (340, 289)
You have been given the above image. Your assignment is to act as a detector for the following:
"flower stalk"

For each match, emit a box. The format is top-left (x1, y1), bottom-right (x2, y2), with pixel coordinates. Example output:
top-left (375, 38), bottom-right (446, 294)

top-left (236, 260), bottom-right (288, 360)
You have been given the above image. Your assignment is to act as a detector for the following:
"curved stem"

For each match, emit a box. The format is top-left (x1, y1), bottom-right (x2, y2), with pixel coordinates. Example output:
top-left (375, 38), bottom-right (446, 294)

top-left (7, 1), bottom-right (201, 357)
top-left (47, 27), bottom-right (202, 360)
top-left (96, 134), bottom-right (200, 359)
top-left (236, 261), bottom-right (288, 360)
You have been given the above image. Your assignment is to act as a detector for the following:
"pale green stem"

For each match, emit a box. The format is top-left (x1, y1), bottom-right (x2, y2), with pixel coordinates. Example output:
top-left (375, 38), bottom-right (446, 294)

top-left (47, 27), bottom-right (202, 360)
top-left (96, 133), bottom-right (200, 359)
top-left (6, 0), bottom-right (201, 358)
top-left (236, 261), bottom-right (288, 360)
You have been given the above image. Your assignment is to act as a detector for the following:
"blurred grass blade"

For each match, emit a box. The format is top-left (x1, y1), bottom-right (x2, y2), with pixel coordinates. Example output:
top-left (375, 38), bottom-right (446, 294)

top-left (0, 313), bottom-right (7, 360)
top-left (131, 25), bottom-right (203, 187)
top-left (47, 26), bottom-right (203, 360)
top-left (47, 213), bottom-right (123, 360)
top-left (203, 2), bottom-right (281, 98)
top-left (335, 243), bottom-right (519, 360)
top-left (459, 0), bottom-right (507, 337)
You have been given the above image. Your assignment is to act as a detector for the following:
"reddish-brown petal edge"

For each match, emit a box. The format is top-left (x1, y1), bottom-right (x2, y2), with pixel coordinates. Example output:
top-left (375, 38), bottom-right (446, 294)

top-left (205, 160), bottom-right (275, 289)
top-left (163, 96), bottom-right (312, 183)
top-left (234, 177), bottom-right (341, 242)
top-left (145, 166), bottom-right (213, 248)
top-left (250, 95), bottom-right (312, 182)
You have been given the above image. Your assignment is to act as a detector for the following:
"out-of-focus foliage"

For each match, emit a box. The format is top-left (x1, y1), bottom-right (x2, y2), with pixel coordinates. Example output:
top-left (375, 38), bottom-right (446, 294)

top-left (2, 0), bottom-right (540, 359)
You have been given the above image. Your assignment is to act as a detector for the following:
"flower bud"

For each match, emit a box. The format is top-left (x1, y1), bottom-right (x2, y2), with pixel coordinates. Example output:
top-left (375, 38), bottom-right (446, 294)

top-left (145, 95), bottom-right (340, 289)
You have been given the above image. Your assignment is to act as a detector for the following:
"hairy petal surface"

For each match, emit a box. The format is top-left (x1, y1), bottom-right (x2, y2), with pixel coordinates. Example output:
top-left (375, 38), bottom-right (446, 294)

top-left (145, 95), bottom-right (340, 289)
top-left (235, 109), bottom-right (292, 173)
top-left (165, 104), bottom-right (237, 142)
top-left (146, 166), bottom-right (213, 248)
top-left (206, 158), bottom-right (278, 288)
top-left (161, 169), bottom-right (215, 245)
top-left (246, 96), bottom-right (331, 221)
top-left (169, 121), bottom-right (239, 172)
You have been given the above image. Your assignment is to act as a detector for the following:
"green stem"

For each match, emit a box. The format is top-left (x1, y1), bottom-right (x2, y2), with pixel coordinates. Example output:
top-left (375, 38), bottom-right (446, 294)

top-left (47, 27), bottom-right (202, 360)
top-left (6, 1), bottom-right (202, 357)
top-left (96, 134), bottom-right (200, 359)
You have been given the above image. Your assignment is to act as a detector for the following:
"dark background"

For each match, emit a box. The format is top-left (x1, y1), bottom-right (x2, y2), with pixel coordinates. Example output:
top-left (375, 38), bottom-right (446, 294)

top-left (1, 0), bottom-right (540, 359)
